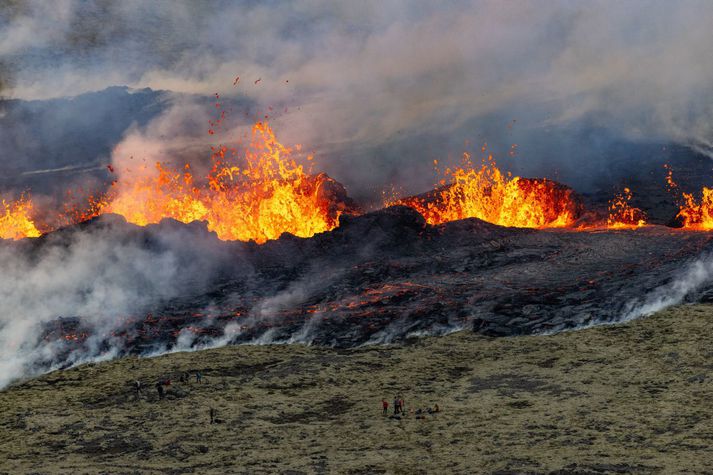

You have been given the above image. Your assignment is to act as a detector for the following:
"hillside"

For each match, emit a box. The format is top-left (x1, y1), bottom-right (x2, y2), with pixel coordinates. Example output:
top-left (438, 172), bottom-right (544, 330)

top-left (1, 304), bottom-right (712, 474)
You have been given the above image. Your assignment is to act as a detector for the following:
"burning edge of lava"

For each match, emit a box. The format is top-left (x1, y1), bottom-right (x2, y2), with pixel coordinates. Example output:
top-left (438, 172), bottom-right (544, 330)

top-left (5, 123), bottom-right (713, 242)
top-left (1, 122), bottom-right (353, 243)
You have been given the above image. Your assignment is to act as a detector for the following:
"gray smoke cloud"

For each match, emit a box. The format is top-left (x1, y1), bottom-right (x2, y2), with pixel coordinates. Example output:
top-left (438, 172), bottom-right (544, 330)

top-left (2, 0), bottom-right (713, 201)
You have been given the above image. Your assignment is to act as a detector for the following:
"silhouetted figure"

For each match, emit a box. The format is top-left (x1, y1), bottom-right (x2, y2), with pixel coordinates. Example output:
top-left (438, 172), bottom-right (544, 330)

top-left (393, 396), bottom-right (400, 415)
top-left (196, 372), bottom-right (203, 383)
top-left (134, 380), bottom-right (142, 397)
top-left (156, 382), bottom-right (165, 400)
top-left (210, 407), bottom-right (216, 424)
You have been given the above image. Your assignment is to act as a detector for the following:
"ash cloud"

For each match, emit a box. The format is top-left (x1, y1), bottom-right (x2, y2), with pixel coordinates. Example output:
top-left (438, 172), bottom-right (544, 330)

top-left (3, 1), bottom-right (713, 201)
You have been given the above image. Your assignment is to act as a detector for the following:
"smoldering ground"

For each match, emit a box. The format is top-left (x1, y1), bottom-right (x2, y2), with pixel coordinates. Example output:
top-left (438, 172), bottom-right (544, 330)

top-left (4, 1), bottom-right (713, 388)
top-left (3, 207), bottom-right (713, 389)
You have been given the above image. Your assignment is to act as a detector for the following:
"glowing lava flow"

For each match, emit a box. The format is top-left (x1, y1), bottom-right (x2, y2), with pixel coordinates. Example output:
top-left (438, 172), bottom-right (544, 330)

top-left (100, 122), bottom-right (346, 243)
top-left (607, 188), bottom-right (647, 229)
top-left (0, 195), bottom-right (41, 240)
top-left (390, 154), bottom-right (579, 228)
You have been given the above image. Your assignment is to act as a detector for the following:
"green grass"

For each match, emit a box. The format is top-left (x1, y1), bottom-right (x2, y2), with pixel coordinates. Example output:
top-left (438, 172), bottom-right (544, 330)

top-left (1, 304), bottom-right (712, 474)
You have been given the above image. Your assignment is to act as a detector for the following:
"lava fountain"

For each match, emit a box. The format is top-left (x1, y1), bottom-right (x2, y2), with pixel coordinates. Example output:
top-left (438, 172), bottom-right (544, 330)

top-left (607, 187), bottom-right (647, 229)
top-left (0, 194), bottom-right (41, 240)
top-left (390, 153), bottom-right (581, 228)
top-left (94, 122), bottom-right (354, 243)
top-left (666, 166), bottom-right (713, 230)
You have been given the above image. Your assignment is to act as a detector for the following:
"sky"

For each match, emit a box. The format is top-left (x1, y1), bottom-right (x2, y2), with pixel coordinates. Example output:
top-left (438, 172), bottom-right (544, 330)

top-left (2, 0), bottom-right (713, 198)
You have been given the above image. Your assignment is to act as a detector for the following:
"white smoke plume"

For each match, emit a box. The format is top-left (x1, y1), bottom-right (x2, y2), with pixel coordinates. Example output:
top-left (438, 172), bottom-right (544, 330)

top-left (621, 253), bottom-right (713, 322)
top-left (0, 219), bottom-right (233, 389)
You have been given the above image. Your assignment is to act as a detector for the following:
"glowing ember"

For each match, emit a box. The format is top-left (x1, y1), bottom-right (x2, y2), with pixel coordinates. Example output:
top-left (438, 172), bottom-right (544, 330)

top-left (99, 122), bottom-right (346, 243)
top-left (607, 188), bottom-right (647, 229)
top-left (390, 154), bottom-right (579, 228)
top-left (0, 194), bottom-right (41, 240)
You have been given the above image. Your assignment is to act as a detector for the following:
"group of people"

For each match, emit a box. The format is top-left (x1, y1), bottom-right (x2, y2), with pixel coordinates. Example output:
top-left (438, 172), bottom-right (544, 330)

top-left (132, 371), bottom-right (204, 401)
top-left (382, 396), bottom-right (440, 418)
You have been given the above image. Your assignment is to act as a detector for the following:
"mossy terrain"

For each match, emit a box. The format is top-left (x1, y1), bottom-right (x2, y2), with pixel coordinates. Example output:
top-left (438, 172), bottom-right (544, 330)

top-left (1, 304), bottom-right (712, 474)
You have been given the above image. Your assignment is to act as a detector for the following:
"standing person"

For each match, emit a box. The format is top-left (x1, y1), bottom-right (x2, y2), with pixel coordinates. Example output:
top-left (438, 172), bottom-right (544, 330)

top-left (156, 381), bottom-right (165, 400)
top-left (399, 396), bottom-right (405, 415)
top-left (393, 396), bottom-right (400, 415)
top-left (382, 399), bottom-right (389, 416)
top-left (196, 372), bottom-right (202, 384)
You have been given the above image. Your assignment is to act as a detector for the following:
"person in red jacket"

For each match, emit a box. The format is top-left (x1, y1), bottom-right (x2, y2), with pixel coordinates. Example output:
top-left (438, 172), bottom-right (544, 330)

top-left (382, 399), bottom-right (389, 415)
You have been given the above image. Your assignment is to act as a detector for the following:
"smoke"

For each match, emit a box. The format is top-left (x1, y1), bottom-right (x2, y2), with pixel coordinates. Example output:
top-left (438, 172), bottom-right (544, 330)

top-left (620, 253), bottom-right (713, 322)
top-left (2, 0), bottom-right (713, 201)
top-left (0, 217), bottom-right (236, 389)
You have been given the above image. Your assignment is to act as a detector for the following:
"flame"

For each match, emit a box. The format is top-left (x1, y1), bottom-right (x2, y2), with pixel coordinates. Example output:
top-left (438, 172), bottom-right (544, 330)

top-left (0, 195), bottom-right (41, 240)
top-left (665, 166), bottom-right (713, 230)
top-left (607, 187), bottom-right (647, 229)
top-left (390, 154), bottom-right (578, 228)
top-left (99, 122), bottom-right (343, 243)
top-left (676, 188), bottom-right (713, 230)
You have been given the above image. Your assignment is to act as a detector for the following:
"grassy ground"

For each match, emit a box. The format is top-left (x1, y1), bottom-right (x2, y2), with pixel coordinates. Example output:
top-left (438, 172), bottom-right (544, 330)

top-left (1, 304), bottom-right (712, 474)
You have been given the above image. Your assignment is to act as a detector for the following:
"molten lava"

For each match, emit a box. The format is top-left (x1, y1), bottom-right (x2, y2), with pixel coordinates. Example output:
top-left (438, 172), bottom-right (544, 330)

top-left (676, 188), bottom-right (713, 230)
top-left (391, 154), bottom-right (579, 228)
top-left (607, 188), bottom-right (647, 229)
top-left (665, 166), bottom-right (713, 230)
top-left (98, 122), bottom-right (347, 243)
top-left (0, 195), bottom-right (41, 240)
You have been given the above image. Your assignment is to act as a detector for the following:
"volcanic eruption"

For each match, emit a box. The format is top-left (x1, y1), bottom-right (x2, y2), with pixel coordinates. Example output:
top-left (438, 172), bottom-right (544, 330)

top-left (2, 107), bottom-right (713, 390)
top-left (387, 153), bottom-right (582, 229)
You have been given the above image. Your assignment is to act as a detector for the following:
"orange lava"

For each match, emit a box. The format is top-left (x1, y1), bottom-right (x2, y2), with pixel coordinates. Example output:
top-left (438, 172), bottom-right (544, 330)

top-left (676, 188), bottom-right (713, 230)
top-left (665, 166), bottom-right (713, 230)
top-left (0, 195), bottom-right (41, 240)
top-left (607, 187), bottom-right (647, 229)
top-left (98, 122), bottom-right (344, 243)
top-left (390, 154), bottom-right (579, 228)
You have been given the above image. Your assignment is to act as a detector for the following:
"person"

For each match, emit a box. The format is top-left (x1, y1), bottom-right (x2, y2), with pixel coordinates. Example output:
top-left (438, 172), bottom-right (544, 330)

top-left (156, 381), bottom-right (164, 400)
top-left (210, 407), bottom-right (216, 424)
top-left (382, 399), bottom-right (389, 416)
top-left (196, 372), bottom-right (202, 383)
top-left (398, 396), bottom-right (405, 414)
top-left (133, 380), bottom-right (142, 397)
top-left (393, 396), bottom-right (400, 415)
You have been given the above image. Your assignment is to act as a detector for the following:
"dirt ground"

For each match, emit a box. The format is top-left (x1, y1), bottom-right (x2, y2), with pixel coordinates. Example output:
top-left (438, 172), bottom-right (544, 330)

top-left (1, 304), bottom-right (712, 474)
